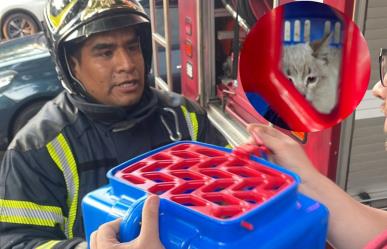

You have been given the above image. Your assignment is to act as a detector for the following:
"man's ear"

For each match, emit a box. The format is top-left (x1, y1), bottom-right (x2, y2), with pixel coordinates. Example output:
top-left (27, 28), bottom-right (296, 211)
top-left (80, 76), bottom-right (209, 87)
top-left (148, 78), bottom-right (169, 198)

top-left (68, 55), bottom-right (81, 79)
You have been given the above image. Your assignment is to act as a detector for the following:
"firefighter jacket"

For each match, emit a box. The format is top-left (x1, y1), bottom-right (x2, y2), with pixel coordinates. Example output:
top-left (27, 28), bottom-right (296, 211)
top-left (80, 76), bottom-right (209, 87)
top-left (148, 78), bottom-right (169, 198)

top-left (0, 87), bottom-right (227, 249)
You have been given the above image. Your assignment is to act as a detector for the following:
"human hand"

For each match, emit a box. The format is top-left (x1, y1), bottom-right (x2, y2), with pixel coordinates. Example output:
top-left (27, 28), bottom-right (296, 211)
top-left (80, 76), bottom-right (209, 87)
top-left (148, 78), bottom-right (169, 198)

top-left (247, 124), bottom-right (318, 177)
top-left (90, 195), bottom-right (165, 249)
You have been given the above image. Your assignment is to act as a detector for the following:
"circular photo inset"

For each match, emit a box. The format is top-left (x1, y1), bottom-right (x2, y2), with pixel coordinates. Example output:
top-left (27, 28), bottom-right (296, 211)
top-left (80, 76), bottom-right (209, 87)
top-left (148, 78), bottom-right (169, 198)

top-left (239, 1), bottom-right (370, 132)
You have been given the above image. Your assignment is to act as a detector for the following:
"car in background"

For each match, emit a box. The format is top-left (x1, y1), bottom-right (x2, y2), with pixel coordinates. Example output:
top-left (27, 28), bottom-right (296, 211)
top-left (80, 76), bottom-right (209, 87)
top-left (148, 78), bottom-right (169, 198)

top-left (0, 33), bottom-right (62, 150)
top-left (0, 0), bottom-right (46, 39)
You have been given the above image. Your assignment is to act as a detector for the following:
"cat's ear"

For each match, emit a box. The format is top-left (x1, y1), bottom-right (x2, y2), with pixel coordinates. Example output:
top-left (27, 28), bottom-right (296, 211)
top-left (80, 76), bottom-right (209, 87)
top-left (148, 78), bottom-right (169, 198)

top-left (311, 32), bottom-right (332, 64)
top-left (311, 32), bottom-right (332, 51)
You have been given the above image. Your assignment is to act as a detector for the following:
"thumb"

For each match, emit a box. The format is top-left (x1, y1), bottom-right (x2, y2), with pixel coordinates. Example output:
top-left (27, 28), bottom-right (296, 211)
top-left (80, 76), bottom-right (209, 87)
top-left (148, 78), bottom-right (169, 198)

top-left (247, 124), bottom-right (283, 152)
top-left (138, 195), bottom-right (161, 242)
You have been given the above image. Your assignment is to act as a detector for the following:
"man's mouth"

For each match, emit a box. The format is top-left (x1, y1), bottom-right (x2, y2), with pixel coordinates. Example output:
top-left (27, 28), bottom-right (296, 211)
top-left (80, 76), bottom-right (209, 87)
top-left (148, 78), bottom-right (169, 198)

top-left (113, 80), bottom-right (139, 92)
top-left (117, 80), bottom-right (137, 87)
top-left (109, 80), bottom-right (141, 95)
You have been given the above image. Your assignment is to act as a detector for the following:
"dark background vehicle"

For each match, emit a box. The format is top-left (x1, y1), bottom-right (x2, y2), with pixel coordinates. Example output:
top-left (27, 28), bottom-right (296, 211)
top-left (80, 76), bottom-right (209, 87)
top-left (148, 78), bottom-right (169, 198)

top-left (0, 33), bottom-right (62, 150)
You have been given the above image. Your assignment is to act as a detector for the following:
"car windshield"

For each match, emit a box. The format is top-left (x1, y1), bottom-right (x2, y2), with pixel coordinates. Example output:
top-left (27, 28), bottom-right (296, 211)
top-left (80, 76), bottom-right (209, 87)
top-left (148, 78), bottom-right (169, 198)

top-left (0, 33), bottom-right (49, 66)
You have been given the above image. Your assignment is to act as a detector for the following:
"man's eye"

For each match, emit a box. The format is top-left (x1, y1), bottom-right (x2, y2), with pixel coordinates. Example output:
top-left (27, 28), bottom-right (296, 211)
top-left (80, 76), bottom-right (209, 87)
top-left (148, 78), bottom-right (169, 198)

top-left (99, 50), bottom-right (113, 57)
top-left (128, 44), bottom-right (140, 52)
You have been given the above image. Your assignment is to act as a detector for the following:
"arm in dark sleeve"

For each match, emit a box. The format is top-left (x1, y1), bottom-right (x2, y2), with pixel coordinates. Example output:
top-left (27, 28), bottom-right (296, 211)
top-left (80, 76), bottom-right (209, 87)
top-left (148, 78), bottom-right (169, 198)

top-left (0, 148), bottom-right (84, 249)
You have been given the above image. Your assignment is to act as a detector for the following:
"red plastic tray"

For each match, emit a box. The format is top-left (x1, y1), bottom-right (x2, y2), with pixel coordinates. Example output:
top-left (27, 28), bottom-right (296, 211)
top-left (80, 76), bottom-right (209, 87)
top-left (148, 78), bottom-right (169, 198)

top-left (115, 143), bottom-right (294, 220)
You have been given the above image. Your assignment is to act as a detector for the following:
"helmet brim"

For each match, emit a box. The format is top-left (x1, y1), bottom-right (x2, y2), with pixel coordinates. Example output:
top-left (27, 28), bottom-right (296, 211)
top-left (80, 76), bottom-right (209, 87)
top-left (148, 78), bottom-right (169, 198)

top-left (64, 13), bottom-right (149, 42)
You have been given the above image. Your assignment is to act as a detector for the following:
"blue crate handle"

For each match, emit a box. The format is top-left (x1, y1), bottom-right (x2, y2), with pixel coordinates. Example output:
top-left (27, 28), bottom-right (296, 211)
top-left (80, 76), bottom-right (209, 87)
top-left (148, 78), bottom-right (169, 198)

top-left (119, 196), bottom-right (147, 242)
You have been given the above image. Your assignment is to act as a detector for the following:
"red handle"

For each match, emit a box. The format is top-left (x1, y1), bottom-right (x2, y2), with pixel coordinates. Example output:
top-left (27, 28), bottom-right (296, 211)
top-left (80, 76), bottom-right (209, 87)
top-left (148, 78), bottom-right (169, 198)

top-left (232, 144), bottom-right (270, 159)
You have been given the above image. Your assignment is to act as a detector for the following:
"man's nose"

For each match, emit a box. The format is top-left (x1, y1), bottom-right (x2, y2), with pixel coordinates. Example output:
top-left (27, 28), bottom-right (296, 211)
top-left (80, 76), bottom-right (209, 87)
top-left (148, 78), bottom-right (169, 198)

top-left (114, 49), bottom-right (136, 73)
top-left (372, 81), bottom-right (386, 100)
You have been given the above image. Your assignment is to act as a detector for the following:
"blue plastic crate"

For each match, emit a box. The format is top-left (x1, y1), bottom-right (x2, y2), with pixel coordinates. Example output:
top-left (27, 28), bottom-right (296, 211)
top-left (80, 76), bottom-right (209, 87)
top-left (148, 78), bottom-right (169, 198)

top-left (82, 141), bottom-right (328, 248)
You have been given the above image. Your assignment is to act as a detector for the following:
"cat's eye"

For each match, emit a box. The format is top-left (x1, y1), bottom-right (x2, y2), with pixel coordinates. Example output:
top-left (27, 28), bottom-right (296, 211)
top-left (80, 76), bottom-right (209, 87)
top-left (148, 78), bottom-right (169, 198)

top-left (307, 76), bottom-right (317, 85)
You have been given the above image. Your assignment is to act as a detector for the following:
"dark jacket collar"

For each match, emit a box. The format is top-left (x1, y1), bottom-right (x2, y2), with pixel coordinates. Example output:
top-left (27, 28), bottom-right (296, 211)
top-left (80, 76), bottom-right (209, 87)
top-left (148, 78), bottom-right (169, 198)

top-left (68, 87), bottom-right (159, 131)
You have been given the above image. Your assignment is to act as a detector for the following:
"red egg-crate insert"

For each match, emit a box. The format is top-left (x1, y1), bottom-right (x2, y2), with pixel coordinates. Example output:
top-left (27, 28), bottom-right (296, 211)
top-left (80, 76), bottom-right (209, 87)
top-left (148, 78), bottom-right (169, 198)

top-left (115, 143), bottom-right (294, 220)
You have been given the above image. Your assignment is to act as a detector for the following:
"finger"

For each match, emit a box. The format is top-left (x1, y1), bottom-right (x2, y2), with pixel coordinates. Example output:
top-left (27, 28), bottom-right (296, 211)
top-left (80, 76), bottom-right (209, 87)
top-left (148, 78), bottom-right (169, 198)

top-left (250, 126), bottom-right (297, 156)
top-left (246, 136), bottom-right (256, 144)
top-left (246, 124), bottom-right (265, 145)
top-left (96, 218), bottom-right (122, 246)
top-left (247, 124), bottom-right (282, 140)
top-left (247, 125), bottom-right (282, 148)
top-left (138, 195), bottom-right (160, 240)
top-left (90, 231), bottom-right (97, 249)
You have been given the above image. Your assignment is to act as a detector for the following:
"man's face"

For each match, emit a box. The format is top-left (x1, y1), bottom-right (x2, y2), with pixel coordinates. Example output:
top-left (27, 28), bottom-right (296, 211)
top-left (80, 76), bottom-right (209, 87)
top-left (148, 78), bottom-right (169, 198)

top-left (71, 27), bottom-right (145, 107)
top-left (372, 81), bottom-right (387, 149)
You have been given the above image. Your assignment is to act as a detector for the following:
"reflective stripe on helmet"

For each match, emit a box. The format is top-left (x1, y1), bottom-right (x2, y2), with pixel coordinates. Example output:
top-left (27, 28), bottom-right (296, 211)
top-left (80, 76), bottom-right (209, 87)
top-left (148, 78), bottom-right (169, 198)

top-left (181, 105), bottom-right (199, 141)
top-left (48, 0), bottom-right (79, 30)
top-left (46, 133), bottom-right (79, 239)
top-left (0, 199), bottom-right (65, 228)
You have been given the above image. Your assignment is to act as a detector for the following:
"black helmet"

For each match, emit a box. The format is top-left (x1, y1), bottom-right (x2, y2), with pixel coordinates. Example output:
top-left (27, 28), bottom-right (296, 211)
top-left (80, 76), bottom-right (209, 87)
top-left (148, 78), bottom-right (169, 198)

top-left (43, 0), bottom-right (152, 96)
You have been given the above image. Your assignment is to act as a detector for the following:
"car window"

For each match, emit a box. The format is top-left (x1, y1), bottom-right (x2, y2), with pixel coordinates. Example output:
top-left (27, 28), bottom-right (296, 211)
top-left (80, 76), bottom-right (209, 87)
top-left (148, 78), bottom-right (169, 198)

top-left (0, 33), bottom-right (49, 66)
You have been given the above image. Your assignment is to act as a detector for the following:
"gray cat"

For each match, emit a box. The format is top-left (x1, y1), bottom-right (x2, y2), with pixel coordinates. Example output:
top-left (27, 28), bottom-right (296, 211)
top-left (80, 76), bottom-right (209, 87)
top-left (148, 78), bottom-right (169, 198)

top-left (282, 34), bottom-right (341, 114)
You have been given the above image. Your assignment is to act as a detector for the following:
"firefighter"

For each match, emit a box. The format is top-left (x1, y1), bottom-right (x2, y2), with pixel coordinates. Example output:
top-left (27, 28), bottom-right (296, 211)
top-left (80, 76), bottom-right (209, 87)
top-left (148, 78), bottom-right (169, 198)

top-left (0, 0), bottom-right (229, 248)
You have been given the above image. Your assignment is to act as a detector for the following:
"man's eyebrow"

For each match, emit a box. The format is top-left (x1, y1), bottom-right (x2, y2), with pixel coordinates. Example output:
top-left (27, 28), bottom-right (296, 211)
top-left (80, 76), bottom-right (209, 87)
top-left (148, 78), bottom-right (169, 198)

top-left (90, 37), bottom-right (139, 51)
top-left (91, 43), bottom-right (115, 52)
top-left (126, 37), bottom-right (139, 45)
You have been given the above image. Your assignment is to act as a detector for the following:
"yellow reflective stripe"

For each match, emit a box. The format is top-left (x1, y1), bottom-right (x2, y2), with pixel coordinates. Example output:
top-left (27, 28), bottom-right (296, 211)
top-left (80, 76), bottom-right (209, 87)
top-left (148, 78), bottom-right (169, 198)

top-left (180, 105), bottom-right (192, 139)
top-left (0, 199), bottom-right (64, 228)
top-left (1, 215), bottom-right (57, 227)
top-left (181, 105), bottom-right (189, 117)
top-left (36, 240), bottom-right (61, 249)
top-left (1, 199), bottom-right (62, 214)
top-left (48, 0), bottom-right (78, 29)
top-left (46, 133), bottom-right (79, 239)
top-left (189, 112), bottom-right (198, 141)
top-left (225, 144), bottom-right (233, 149)
top-left (181, 105), bottom-right (199, 141)
top-left (57, 134), bottom-right (79, 239)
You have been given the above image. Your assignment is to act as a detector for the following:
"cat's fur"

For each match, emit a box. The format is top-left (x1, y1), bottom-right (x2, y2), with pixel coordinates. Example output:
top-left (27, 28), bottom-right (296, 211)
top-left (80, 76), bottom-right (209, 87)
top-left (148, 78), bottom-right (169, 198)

top-left (282, 34), bottom-right (341, 114)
